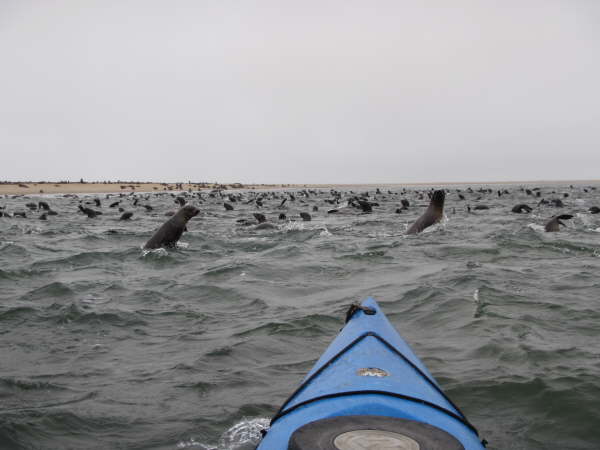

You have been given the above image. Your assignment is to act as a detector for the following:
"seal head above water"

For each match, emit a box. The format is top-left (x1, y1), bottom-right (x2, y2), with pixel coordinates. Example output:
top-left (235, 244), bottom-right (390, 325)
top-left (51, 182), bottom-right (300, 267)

top-left (544, 214), bottom-right (573, 232)
top-left (406, 190), bottom-right (445, 235)
top-left (144, 205), bottom-right (199, 249)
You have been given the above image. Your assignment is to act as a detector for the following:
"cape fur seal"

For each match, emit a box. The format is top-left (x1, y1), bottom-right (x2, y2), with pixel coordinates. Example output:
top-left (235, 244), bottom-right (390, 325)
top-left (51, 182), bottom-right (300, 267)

top-left (512, 204), bottom-right (532, 213)
top-left (544, 214), bottom-right (573, 232)
top-left (78, 205), bottom-right (102, 218)
top-left (253, 213), bottom-right (267, 223)
top-left (406, 190), bottom-right (445, 235)
top-left (144, 205), bottom-right (199, 249)
top-left (355, 199), bottom-right (372, 213)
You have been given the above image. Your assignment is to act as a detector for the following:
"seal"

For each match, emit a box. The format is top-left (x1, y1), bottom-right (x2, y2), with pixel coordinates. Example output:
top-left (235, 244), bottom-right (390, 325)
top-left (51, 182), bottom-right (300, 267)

top-left (253, 213), bottom-right (267, 223)
top-left (406, 190), bottom-right (445, 235)
top-left (120, 212), bottom-right (133, 220)
top-left (143, 205), bottom-right (200, 249)
top-left (544, 214), bottom-right (573, 232)
top-left (355, 199), bottom-right (372, 213)
top-left (300, 212), bottom-right (311, 221)
top-left (78, 205), bottom-right (102, 218)
top-left (512, 204), bottom-right (532, 213)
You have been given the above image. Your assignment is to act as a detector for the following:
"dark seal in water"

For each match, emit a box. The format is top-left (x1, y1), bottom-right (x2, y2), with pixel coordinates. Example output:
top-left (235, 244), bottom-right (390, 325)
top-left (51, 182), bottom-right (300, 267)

top-left (144, 205), bottom-right (199, 249)
top-left (544, 214), bottom-right (573, 232)
top-left (406, 190), bottom-right (445, 235)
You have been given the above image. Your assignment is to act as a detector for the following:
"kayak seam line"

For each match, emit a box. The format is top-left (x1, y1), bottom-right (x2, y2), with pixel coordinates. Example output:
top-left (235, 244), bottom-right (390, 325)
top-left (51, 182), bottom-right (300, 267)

top-left (269, 331), bottom-right (479, 438)
top-left (269, 389), bottom-right (480, 437)
top-left (270, 331), bottom-right (374, 423)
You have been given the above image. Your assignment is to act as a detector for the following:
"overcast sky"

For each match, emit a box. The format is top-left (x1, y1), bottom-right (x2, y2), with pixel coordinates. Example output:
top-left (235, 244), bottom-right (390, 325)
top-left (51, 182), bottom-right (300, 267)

top-left (1, 1), bottom-right (599, 184)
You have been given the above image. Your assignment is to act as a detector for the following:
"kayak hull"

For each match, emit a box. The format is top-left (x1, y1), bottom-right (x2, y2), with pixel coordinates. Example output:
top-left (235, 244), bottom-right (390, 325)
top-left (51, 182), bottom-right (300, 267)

top-left (257, 297), bottom-right (486, 449)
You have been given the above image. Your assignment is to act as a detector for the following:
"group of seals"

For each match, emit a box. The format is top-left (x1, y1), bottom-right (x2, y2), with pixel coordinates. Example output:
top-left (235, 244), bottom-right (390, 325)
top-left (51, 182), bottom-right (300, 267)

top-left (406, 190), bottom-right (579, 234)
top-left (3, 185), bottom-right (594, 248)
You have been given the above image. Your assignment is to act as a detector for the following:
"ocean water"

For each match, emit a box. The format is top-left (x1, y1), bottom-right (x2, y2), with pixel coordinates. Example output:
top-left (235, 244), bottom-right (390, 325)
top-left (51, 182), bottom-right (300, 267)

top-left (1, 183), bottom-right (599, 450)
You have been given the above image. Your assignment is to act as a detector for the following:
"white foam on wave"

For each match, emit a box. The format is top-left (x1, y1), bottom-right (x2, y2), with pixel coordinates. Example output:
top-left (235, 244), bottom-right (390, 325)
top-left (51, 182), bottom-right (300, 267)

top-left (22, 225), bottom-right (43, 235)
top-left (176, 438), bottom-right (210, 449)
top-left (576, 213), bottom-right (593, 227)
top-left (527, 223), bottom-right (545, 232)
top-left (176, 418), bottom-right (270, 450)
top-left (282, 221), bottom-right (305, 231)
top-left (421, 216), bottom-right (448, 234)
top-left (141, 247), bottom-right (169, 257)
top-left (217, 417), bottom-right (270, 448)
top-left (319, 226), bottom-right (332, 236)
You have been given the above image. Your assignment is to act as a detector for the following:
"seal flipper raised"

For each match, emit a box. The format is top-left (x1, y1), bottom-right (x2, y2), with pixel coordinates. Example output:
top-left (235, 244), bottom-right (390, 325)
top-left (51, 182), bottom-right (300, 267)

top-left (406, 190), bottom-right (445, 235)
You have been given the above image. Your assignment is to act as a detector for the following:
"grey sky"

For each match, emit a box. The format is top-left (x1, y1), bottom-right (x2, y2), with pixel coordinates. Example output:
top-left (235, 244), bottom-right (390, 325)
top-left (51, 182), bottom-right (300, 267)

top-left (1, 1), bottom-right (599, 184)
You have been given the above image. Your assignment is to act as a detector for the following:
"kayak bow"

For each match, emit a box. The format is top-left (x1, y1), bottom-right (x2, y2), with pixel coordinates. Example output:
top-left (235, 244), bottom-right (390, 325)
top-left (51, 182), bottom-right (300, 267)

top-left (257, 297), bottom-right (486, 449)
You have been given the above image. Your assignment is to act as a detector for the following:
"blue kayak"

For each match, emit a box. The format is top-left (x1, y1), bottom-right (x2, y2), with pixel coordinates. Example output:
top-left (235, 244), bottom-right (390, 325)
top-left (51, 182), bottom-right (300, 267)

top-left (257, 297), bottom-right (486, 449)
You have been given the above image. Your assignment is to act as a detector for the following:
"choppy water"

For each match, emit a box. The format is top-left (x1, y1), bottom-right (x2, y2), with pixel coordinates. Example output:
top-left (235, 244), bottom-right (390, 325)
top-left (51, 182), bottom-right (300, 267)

top-left (1, 183), bottom-right (600, 450)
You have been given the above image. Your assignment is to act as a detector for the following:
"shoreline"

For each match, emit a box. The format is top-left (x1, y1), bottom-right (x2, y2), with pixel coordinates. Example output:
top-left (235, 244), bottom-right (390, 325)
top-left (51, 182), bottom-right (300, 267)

top-left (1, 179), bottom-right (599, 196)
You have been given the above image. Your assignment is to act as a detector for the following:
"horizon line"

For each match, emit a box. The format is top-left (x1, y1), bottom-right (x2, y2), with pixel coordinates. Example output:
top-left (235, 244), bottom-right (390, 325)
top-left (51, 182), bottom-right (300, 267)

top-left (1, 178), bottom-right (600, 186)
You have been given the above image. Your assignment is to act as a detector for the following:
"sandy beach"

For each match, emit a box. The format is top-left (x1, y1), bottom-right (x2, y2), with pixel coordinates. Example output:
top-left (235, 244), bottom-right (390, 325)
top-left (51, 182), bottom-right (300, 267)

top-left (0, 182), bottom-right (287, 196)
top-left (1, 179), bottom-right (598, 196)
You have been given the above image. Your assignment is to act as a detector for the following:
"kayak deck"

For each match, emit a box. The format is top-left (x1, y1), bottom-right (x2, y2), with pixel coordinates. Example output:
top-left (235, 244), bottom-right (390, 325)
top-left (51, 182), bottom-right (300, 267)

top-left (257, 297), bottom-right (486, 449)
